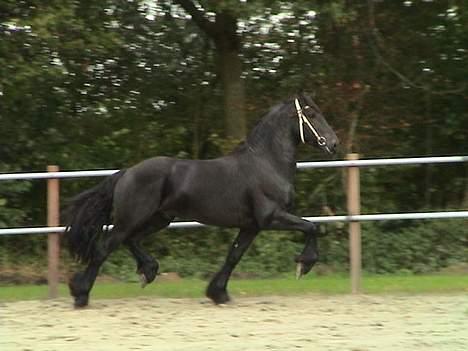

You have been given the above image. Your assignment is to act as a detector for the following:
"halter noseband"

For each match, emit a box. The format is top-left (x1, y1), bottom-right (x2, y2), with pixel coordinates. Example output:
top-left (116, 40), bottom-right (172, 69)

top-left (294, 99), bottom-right (327, 146)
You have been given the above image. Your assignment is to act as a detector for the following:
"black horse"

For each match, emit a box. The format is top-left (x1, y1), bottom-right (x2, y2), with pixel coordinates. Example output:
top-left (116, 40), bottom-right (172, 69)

top-left (65, 93), bottom-right (338, 307)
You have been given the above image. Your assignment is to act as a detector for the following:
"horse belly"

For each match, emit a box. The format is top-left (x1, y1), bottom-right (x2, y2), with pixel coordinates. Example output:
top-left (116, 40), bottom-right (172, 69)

top-left (174, 189), bottom-right (252, 228)
top-left (161, 159), bottom-right (255, 228)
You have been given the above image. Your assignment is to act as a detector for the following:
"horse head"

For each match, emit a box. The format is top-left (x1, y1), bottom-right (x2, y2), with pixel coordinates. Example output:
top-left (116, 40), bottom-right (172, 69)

top-left (292, 93), bottom-right (339, 154)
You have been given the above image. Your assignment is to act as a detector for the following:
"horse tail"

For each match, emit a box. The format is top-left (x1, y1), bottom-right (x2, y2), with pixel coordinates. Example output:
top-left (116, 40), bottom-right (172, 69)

top-left (65, 170), bottom-right (126, 264)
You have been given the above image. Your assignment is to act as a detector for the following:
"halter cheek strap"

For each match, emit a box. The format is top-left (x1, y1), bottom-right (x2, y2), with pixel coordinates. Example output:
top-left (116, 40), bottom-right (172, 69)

top-left (294, 99), bottom-right (327, 146)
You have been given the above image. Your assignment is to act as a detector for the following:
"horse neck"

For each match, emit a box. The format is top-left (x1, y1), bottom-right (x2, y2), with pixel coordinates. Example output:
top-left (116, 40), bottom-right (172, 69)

top-left (244, 106), bottom-right (298, 179)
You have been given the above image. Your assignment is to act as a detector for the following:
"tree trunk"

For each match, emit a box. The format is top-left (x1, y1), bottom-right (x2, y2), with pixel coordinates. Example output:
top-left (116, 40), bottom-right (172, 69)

top-left (212, 11), bottom-right (246, 144)
top-left (173, 1), bottom-right (246, 144)
top-left (217, 45), bottom-right (246, 140)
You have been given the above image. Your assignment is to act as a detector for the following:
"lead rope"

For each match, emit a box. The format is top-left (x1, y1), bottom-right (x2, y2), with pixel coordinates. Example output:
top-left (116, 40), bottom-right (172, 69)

top-left (294, 99), bottom-right (327, 146)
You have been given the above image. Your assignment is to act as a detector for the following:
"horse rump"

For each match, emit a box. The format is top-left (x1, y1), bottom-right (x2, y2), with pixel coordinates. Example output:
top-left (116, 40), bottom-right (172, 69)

top-left (64, 170), bottom-right (126, 264)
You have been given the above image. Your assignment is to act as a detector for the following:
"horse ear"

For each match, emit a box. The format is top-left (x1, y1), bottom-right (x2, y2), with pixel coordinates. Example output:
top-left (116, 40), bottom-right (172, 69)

top-left (294, 89), bottom-right (306, 103)
top-left (299, 91), bottom-right (310, 103)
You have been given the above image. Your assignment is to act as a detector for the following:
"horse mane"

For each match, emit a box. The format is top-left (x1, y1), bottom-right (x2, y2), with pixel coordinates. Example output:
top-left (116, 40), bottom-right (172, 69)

top-left (229, 95), bottom-right (306, 155)
top-left (229, 100), bottom-right (291, 154)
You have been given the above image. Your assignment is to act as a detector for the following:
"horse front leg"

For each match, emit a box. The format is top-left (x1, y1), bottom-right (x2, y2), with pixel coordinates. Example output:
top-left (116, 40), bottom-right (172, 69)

top-left (294, 231), bottom-right (319, 279)
top-left (265, 210), bottom-right (319, 279)
top-left (207, 228), bottom-right (258, 304)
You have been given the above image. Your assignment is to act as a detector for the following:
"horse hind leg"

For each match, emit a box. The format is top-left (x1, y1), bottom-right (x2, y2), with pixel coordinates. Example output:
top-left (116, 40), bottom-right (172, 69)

top-left (69, 229), bottom-right (127, 308)
top-left (124, 213), bottom-right (173, 287)
top-left (127, 241), bottom-right (159, 288)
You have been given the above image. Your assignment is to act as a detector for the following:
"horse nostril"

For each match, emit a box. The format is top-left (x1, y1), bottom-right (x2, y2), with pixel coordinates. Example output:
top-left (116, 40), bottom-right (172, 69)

top-left (329, 140), bottom-right (338, 154)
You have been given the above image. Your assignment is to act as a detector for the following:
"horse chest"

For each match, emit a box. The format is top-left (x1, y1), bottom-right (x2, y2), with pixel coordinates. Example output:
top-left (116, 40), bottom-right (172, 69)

top-left (256, 174), bottom-right (294, 209)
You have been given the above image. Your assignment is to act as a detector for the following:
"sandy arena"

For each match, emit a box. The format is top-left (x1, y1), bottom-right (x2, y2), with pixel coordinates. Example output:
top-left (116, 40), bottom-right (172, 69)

top-left (1, 294), bottom-right (467, 351)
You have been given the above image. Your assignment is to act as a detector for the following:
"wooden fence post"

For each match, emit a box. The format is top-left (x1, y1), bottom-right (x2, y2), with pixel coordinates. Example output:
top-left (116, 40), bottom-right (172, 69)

top-left (47, 165), bottom-right (60, 298)
top-left (346, 153), bottom-right (361, 294)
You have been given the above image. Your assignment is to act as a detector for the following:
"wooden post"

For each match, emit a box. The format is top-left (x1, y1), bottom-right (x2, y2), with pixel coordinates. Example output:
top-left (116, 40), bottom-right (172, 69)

top-left (347, 153), bottom-right (361, 294)
top-left (47, 165), bottom-right (60, 298)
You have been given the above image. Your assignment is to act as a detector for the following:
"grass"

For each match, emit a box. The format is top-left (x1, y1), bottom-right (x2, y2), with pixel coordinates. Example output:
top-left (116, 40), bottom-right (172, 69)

top-left (1, 273), bottom-right (468, 302)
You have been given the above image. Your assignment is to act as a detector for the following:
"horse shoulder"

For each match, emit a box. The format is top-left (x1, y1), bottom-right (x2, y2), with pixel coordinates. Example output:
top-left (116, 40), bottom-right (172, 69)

top-left (238, 161), bottom-right (293, 228)
top-left (255, 166), bottom-right (294, 205)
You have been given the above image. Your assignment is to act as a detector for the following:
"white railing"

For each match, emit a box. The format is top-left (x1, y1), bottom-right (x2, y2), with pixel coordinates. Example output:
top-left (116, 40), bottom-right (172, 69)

top-left (1, 211), bottom-right (468, 236)
top-left (1, 155), bottom-right (467, 180)
top-left (2, 155), bottom-right (467, 236)
top-left (297, 155), bottom-right (468, 169)
top-left (1, 155), bottom-right (467, 296)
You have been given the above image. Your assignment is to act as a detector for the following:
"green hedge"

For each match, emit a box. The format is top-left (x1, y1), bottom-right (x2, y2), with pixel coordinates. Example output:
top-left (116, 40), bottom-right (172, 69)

top-left (99, 220), bottom-right (467, 279)
top-left (1, 219), bottom-right (466, 281)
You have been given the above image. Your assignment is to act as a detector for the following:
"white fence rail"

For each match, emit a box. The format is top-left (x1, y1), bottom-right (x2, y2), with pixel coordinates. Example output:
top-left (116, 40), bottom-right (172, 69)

top-left (1, 155), bottom-right (467, 181)
top-left (1, 155), bottom-right (467, 297)
top-left (1, 211), bottom-right (468, 236)
top-left (297, 155), bottom-right (468, 169)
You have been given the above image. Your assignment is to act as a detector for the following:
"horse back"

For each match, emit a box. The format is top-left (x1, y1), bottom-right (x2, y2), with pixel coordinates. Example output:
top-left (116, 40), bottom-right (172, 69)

top-left (113, 154), bottom-right (294, 229)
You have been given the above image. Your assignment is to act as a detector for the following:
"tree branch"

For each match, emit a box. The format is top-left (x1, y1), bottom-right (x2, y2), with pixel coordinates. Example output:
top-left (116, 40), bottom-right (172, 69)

top-left (366, 0), bottom-right (466, 96)
top-left (173, 0), bottom-right (217, 39)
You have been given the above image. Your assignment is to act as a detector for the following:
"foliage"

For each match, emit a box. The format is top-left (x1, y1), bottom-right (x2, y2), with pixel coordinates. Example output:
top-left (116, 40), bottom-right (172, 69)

top-left (96, 220), bottom-right (468, 279)
top-left (362, 220), bottom-right (468, 274)
top-left (0, 1), bottom-right (467, 278)
top-left (318, 220), bottom-right (468, 274)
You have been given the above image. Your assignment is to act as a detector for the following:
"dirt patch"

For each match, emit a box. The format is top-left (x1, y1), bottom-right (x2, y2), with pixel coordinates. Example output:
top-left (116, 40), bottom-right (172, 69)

top-left (1, 294), bottom-right (467, 351)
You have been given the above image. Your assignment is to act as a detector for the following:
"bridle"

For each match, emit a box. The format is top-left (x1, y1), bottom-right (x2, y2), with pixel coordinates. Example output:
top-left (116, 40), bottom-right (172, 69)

top-left (294, 98), bottom-right (327, 146)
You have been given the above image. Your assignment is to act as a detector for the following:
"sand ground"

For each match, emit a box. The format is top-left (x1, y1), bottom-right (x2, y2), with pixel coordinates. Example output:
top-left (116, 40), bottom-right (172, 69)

top-left (1, 294), bottom-right (467, 351)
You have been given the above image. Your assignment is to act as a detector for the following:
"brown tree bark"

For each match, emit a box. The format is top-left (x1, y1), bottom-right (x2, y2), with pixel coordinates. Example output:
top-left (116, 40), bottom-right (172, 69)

top-left (174, 1), bottom-right (246, 141)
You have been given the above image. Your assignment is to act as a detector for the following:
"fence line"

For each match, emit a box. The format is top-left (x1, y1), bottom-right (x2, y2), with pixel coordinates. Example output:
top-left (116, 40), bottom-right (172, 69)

top-left (297, 155), bottom-right (468, 169)
top-left (1, 154), bottom-right (467, 297)
top-left (2, 210), bottom-right (467, 236)
top-left (1, 155), bottom-right (468, 181)
top-left (0, 169), bottom-right (119, 181)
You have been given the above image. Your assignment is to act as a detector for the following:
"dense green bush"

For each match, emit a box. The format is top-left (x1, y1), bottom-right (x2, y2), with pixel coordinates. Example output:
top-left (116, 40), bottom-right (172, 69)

top-left (98, 220), bottom-right (467, 280)
top-left (361, 220), bottom-right (468, 274)
top-left (318, 220), bottom-right (468, 274)
top-left (1, 1), bottom-right (467, 283)
top-left (102, 229), bottom-right (303, 279)
top-left (1, 216), bottom-right (466, 282)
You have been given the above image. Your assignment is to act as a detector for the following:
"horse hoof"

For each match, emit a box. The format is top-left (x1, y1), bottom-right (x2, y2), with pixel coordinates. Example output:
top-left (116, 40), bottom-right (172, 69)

top-left (137, 261), bottom-right (158, 287)
top-left (213, 295), bottom-right (231, 305)
top-left (73, 294), bottom-right (89, 309)
top-left (139, 273), bottom-right (148, 288)
top-left (296, 262), bottom-right (304, 280)
top-left (206, 290), bottom-right (231, 305)
top-left (294, 255), bottom-right (317, 278)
